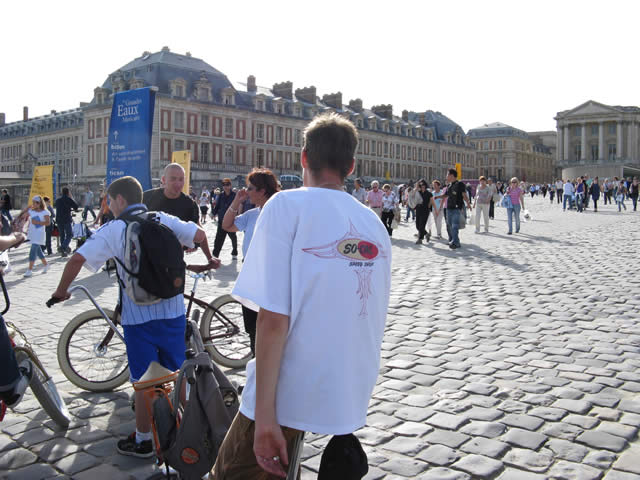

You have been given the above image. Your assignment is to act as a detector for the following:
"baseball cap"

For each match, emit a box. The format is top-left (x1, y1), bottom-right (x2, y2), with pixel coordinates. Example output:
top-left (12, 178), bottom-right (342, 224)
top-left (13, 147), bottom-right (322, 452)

top-left (318, 434), bottom-right (368, 480)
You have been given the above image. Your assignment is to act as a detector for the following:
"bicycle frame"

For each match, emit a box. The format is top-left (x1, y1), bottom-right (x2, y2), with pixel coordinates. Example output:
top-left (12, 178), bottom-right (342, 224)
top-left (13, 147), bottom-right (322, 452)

top-left (66, 285), bottom-right (124, 342)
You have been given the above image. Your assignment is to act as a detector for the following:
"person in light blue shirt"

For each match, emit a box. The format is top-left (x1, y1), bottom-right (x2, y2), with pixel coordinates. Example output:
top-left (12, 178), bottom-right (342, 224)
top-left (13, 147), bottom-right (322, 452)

top-left (222, 168), bottom-right (279, 355)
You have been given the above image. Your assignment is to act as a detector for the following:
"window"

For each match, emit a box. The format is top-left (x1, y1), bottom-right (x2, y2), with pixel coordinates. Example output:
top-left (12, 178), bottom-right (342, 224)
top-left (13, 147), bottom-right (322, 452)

top-left (276, 151), bottom-right (283, 169)
top-left (96, 118), bottom-right (103, 138)
top-left (201, 143), bottom-right (209, 162)
top-left (175, 85), bottom-right (184, 97)
top-left (294, 129), bottom-right (301, 145)
top-left (574, 144), bottom-right (581, 161)
top-left (608, 144), bottom-right (616, 160)
top-left (591, 145), bottom-right (598, 161)
top-left (574, 125), bottom-right (581, 136)
top-left (274, 103), bottom-right (284, 114)
top-left (591, 125), bottom-right (598, 135)
top-left (275, 126), bottom-right (283, 145)
top-left (174, 112), bottom-right (184, 130)
top-left (256, 123), bottom-right (264, 141)
top-left (294, 152), bottom-right (301, 171)
top-left (225, 118), bottom-right (233, 135)
top-left (257, 148), bottom-right (264, 167)
top-left (175, 139), bottom-right (185, 151)
top-left (200, 115), bottom-right (209, 132)
top-left (396, 144), bottom-right (400, 159)
top-left (223, 94), bottom-right (234, 105)
top-left (96, 144), bottom-right (103, 164)
top-left (293, 106), bottom-right (301, 117)
top-left (224, 145), bottom-right (233, 164)
top-left (256, 100), bottom-right (265, 111)
top-left (384, 142), bottom-right (388, 155)
top-left (608, 124), bottom-right (616, 135)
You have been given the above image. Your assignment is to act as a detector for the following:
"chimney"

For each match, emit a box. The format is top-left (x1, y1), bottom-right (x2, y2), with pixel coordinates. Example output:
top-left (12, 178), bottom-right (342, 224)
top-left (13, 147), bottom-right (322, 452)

top-left (322, 92), bottom-right (342, 110)
top-left (272, 81), bottom-right (293, 99)
top-left (372, 104), bottom-right (393, 119)
top-left (161, 46), bottom-right (170, 52)
top-left (247, 75), bottom-right (257, 93)
top-left (23, 106), bottom-right (28, 121)
top-left (294, 86), bottom-right (316, 104)
top-left (418, 112), bottom-right (425, 124)
top-left (185, 51), bottom-right (192, 57)
top-left (348, 99), bottom-right (363, 113)
top-left (402, 110), bottom-right (409, 122)
top-left (0, 113), bottom-right (5, 127)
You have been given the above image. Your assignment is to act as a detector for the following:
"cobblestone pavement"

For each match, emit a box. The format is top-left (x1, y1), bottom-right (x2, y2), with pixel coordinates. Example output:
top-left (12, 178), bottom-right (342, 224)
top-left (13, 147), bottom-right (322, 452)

top-left (1, 196), bottom-right (639, 479)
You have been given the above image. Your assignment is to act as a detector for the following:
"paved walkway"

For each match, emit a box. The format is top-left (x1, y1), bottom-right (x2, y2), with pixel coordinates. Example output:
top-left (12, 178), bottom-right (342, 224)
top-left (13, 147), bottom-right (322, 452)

top-left (0, 196), bottom-right (639, 479)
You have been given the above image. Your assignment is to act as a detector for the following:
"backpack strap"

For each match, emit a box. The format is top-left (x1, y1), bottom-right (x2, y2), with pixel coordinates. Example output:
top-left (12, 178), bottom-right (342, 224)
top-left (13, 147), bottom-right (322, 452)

top-left (172, 353), bottom-right (214, 418)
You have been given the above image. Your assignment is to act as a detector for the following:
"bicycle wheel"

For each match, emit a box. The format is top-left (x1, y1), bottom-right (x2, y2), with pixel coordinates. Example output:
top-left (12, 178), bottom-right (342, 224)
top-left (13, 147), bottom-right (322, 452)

top-left (57, 309), bottom-right (130, 392)
top-left (15, 350), bottom-right (70, 429)
top-left (200, 295), bottom-right (252, 369)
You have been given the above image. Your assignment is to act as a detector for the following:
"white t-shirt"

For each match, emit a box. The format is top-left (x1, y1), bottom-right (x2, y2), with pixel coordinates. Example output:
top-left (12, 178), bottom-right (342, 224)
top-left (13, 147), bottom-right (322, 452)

top-left (232, 187), bottom-right (392, 435)
top-left (77, 205), bottom-right (198, 326)
top-left (27, 209), bottom-right (50, 246)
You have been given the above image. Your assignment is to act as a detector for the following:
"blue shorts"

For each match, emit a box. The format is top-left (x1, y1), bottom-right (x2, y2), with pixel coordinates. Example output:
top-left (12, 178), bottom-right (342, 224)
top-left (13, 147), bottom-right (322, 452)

top-left (122, 315), bottom-right (186, 382)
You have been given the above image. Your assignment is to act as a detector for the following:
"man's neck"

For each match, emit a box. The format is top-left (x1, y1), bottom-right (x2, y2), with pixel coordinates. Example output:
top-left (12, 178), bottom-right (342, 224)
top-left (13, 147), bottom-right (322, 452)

top-left (163, 188), bottom-right (180, 200)
top-left (306, 172), bottom-right (344, 191)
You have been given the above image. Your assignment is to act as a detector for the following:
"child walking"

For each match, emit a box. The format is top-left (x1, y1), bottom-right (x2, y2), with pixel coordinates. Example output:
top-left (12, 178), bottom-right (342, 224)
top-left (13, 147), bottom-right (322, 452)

top-left (21, 195), bottom-right (50, 277)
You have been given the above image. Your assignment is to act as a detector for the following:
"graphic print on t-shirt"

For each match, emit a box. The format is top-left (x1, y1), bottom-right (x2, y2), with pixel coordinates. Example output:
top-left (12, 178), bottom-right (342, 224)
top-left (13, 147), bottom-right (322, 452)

top-left (302, 221), bottom-right (389, 318)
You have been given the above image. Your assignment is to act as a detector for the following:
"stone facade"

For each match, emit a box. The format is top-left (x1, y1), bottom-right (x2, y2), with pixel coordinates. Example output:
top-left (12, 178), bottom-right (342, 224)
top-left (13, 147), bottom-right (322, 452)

top-left (555, 100), bottom-right (640, 180)
top-left (468, 122), bottom-right (554, 183)
top-left (0, 47), bottom-right (477, 195)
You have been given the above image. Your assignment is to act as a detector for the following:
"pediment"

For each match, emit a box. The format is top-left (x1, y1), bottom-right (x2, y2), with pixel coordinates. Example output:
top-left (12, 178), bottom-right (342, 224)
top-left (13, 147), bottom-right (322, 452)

top-left (562, 100), bottom-right (620, 118)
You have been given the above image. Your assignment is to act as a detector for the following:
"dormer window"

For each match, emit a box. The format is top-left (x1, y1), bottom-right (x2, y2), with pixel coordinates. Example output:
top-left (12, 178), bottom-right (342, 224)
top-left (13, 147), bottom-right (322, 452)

top-left (356, 119), bottom-right (363, 128)
top-left (223, 93), bottom-right (235, 105)
top-left (197, 86), bottom-right (211, 101)
top-left (293, 105), bottom-right (302, 117)
top-left (171, 78), bottom-right (187, 98)
top-left (130, 78), bottom-right (144, 90)
top-left (274, 102), bottom-right (285, 114)
top-left (257, 100), bottom-right (265, 111)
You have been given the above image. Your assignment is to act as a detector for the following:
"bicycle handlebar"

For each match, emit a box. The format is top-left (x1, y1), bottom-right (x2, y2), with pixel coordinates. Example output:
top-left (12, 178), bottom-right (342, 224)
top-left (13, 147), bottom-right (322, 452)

top-left (187, 270), bottom-right (214, 281)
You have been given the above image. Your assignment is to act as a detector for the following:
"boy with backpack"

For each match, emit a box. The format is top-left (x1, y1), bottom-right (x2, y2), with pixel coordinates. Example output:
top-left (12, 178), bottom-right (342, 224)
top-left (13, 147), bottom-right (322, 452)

top-left (50, 176), bottom-right (219, 458)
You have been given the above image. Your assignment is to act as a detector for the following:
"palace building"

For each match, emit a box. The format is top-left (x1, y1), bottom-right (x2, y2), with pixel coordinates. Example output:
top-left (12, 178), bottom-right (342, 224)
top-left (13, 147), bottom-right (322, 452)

top-left (0, 47), bottom-right (477, 204)
top-left (555, 100), bottom-right (640, 180)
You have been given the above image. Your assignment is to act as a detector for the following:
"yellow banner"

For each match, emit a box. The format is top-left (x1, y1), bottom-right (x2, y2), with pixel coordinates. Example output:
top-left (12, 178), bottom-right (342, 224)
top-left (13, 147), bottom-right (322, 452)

top-left (455, 163), bottom-right (462, 180)
top-left (29, 165), bottom-right (54, 201)
top-left (171, 150), bottom-right (191, 195)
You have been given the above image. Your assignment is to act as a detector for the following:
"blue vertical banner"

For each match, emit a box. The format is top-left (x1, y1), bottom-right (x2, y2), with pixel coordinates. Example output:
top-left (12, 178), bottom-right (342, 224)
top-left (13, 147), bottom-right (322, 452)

top-left (106, 87), bottom-right (155, 190)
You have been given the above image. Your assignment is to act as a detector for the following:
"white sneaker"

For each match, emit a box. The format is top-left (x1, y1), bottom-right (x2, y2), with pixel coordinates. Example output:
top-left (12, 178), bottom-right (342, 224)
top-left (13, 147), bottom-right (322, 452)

top-left (42, 265), bottom-right (49, 274)
top-left (23, 269), bottom-right (33, 278)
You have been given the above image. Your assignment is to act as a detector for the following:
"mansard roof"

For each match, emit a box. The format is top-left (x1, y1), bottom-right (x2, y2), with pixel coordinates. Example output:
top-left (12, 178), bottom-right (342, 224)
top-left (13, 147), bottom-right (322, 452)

top-left (0, 109), bottom-right (83, 140)
top-left (468, 122), bottom-right (528, 139)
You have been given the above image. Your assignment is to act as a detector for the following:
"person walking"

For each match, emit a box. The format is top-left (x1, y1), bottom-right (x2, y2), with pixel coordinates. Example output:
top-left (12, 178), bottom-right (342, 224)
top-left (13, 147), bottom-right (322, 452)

top-left (42, 196), bottom-right (55, 255)
top-left (445, 168), bottom-right (472, 249)
top-left (474, 176), bottom-right (491, 233)
top-left (212, 113), bottom-right (391, 479)
top-left (20, 196), bottom-right (50, 277)
top-left (555, 179), bottom-right (563, 204)
top-left (414, 180), bottom-right (435, 245)
top-left (222, 168), bottom-right (279, 356)
top-left (629, 177), bottom-right (639, 211)
top-left (575, 177), bottom-right (586, 213)
top-left (366, 181), bottom-right (383, 218)
top-left (81, 187), bottom-right (96, 222)
top-left (404, 186), bottom-right (416, 222)
top-left (351, 178), bottom-right (366, 204)
top-left (506, 177), bottom-right (525, 235)
top-left (617, 181), bottom-right (628, 211)
top-left (430, 180), bottom-right (445, 239)
top-left (0, 189), bottom-right (12, 221)
top-left (563, 180), bottom-right (574, 211)
top-left (54, 187), bottom-right (78, 257)
top-left (199, 192), bottom-right (210, 224)
top-left (211, 178), bottom-right (239, 259)
top-left (590, 177), bottom-right (601, 212)
top-left (381, 184), bottom-right (398, 236)
top-left (488, 178), bottom-right (498, 219)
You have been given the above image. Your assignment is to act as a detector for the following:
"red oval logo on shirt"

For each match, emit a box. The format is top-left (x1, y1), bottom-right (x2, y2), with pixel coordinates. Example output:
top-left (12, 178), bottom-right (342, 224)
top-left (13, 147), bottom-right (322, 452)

top-left (337, 239), bottom-right (379, 261)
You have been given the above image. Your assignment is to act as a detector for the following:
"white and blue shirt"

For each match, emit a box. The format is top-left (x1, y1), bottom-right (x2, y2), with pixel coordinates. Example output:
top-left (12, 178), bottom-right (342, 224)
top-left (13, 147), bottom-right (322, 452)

top-left (76, 204), bottom-right (198, 326)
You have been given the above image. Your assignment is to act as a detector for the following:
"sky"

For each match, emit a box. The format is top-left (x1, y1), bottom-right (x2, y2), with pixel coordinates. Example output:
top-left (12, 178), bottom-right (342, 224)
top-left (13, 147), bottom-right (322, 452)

top-left (2, 0), bottom-right (639, 133)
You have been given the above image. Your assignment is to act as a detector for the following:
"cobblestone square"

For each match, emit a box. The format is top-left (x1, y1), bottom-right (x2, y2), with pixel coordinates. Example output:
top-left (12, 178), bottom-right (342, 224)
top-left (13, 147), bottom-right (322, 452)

top-left (1, 196), bottom-right (639, 479)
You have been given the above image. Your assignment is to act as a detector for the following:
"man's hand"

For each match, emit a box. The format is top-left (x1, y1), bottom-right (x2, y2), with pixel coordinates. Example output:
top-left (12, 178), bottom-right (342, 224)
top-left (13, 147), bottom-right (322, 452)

top-left (207, 257), bottom-right (221, 269)
top-left (254, 421), bottom-right (288, 478)
top-left (51, 289), bottom-right (71, 302)
top-left (12, 232), bottom-right (26, 248)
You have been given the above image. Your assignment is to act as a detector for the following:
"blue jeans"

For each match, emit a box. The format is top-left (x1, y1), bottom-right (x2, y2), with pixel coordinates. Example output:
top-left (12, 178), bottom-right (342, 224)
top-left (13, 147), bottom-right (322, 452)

top-left (563, 194), bottom-right (572, 210)
top-left (1, 209), bottom-right (12, 222)
top-left (446, 208), bottom-right (461, 247)
top-left (28, 243), bottom-right (45, 262)
top-left (507, 204), bottom-right (521, 233)
top-left (575, 193), bottom-right (584, 212)
top-left (405, 207), bottom-right (415, 221)
top-left (82, 206), bottom-right (96, 221)
top-left (0, 315), bottom-right (20, 394)
top-left (59, 222), bottom-right (73, 251)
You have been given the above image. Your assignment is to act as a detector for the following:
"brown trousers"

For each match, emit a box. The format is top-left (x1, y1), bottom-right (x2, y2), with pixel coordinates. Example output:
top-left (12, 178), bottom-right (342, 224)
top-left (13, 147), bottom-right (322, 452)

top-left (210, 412), bottom-right (303, 480)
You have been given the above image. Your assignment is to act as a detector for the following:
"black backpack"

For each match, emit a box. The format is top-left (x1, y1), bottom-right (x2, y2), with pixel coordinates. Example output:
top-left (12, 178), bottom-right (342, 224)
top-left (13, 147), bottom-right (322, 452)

top-left (115, 208), bottom-right (186, 305)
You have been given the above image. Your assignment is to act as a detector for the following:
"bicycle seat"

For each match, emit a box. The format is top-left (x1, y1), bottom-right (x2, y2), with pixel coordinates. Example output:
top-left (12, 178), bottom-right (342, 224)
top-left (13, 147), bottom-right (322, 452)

top-left (133, 362), bottom-right (178, 391)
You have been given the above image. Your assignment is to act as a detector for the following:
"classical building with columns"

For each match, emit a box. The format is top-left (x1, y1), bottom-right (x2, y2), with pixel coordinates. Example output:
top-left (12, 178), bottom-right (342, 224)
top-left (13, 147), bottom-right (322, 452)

top-left (0, 47), bottom-right (477, 203)
top-left (555, 100), bottom-right (640, 180)
top-left (467, 122), bottom-right (554, 183)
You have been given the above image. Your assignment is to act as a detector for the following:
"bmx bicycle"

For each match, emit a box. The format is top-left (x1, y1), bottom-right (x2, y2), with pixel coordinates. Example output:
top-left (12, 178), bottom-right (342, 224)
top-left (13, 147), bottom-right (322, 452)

top-left (0, 273), bottom-right (70, 429)
top-left (50, 271), bottom-right (251, 392)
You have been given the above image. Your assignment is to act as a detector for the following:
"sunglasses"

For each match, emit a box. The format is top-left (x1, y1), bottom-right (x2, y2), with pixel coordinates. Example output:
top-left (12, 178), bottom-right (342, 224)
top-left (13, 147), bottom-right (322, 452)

top-left (222, 183), bottom-right (231, 187)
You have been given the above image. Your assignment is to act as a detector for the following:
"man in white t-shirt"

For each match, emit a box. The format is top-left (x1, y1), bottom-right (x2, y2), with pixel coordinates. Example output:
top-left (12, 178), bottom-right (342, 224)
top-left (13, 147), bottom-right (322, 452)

top-left (212, 113), bottom-right (392, 479)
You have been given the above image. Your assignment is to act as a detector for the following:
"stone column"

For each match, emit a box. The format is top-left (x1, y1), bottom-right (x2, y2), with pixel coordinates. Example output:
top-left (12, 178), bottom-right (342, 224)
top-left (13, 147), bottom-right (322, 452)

top-left (557, 126), bottom-right (563, 165)
top-left (617, 121), bottom-right (623, 160)
top-left (598, 123), bottom-right (604, 162)
top-left (581, 123), bottom-right (587, 161)
top-left (564, 126), bottom-right (570, 161)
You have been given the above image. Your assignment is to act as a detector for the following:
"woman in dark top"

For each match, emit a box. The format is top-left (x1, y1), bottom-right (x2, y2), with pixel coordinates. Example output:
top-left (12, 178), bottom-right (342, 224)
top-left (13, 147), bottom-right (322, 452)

top-left (414, 180), bottom-right (437, 245)
top-left (590, 178), bottom-right (601, 212)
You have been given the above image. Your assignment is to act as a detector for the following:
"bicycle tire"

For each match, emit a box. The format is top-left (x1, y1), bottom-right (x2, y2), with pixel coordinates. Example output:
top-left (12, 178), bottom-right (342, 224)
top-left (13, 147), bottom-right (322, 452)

top-left (57, 309), bottom-right (130, 392)
top-left (200, 294), bottom-right (252, 369)
top-left (15, 350), bottom-right (70, 429)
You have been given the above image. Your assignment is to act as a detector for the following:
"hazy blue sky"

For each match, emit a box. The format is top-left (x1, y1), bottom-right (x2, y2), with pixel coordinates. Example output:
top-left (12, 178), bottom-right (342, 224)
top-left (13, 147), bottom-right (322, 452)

top-left (2, 0), bottom-right (638, 132)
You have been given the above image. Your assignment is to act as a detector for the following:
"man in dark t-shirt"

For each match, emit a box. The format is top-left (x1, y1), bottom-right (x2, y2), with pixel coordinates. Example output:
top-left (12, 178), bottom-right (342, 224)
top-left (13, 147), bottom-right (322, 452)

top-left (445, 168), bottom-right (471, 250)
top-left (142, 164), bottom-right (199, 224)
top-left (55, 187), bottom-right (79, 256)
top-left (211, 178), bottom-right (238, 258)
top-left (1, 190), bottom-right (12, 221)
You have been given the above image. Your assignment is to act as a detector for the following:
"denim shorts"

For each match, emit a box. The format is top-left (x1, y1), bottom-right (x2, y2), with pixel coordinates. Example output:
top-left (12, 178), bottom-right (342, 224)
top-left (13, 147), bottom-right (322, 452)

top-left (28, 243), bottom-right (45, 262)
top-left (122, 315), bottom-right (186, 382)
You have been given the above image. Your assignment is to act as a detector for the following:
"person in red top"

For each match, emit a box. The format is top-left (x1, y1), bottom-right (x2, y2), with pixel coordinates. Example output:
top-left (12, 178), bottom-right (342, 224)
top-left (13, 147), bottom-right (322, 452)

top-left (366, 181), bottom-right (383, 218)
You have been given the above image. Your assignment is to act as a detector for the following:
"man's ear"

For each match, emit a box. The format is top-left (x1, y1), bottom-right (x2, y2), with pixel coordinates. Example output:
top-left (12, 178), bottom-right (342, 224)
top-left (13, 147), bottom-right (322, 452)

top-left (347, 158), bottom-right (355, 176)
top-left (301, 150), bottom-right (308, 169)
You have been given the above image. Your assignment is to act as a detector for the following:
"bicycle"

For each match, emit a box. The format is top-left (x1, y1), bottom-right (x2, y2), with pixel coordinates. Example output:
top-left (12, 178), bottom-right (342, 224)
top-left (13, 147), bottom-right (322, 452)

top-left (50, 270), bottom-right (251, 393)
top-left (0, 273), bottom-right (70, 429)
